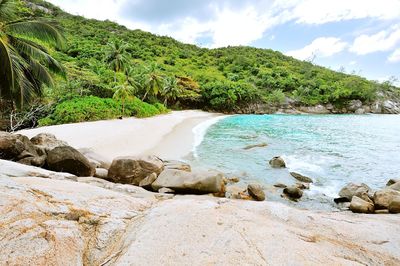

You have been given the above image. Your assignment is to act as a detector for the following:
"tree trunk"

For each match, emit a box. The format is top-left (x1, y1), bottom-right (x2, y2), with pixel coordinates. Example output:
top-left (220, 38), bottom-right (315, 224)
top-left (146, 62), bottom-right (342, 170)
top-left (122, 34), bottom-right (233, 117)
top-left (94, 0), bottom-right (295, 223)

top-left (142, 91), bottom-right (148, 101)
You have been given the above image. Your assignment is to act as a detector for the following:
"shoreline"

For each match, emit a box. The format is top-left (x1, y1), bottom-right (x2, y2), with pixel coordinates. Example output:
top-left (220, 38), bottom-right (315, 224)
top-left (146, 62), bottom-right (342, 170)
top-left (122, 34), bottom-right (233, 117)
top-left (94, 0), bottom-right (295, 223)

top-left (19, 110), bottom-right (224, 161)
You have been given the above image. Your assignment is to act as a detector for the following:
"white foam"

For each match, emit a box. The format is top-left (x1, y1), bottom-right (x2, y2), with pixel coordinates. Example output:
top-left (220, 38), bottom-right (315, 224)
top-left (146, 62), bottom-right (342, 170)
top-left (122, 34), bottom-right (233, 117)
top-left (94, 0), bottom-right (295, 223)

top-left (192, 115), bottom-right (229, 157)
top-left (282, 155), bottom-right (324, 173)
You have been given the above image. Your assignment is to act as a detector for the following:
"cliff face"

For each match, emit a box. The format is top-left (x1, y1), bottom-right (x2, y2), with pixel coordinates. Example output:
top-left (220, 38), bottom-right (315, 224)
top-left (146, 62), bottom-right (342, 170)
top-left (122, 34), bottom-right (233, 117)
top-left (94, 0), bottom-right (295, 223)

top-left (1, 161), bottom-right (400, 265)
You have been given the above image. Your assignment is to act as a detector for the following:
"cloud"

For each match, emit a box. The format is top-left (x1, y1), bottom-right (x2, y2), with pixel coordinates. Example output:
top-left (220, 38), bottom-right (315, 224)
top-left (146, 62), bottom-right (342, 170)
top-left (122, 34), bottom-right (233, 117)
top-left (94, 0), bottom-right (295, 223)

top-left (388, 48), bottom-right (400, 63)
top-left (350, 24), bottom-right (400, 55)
top-left (289, 0), bottom-right (400, 24)
top-left (286, 37), bottom-right (348, 60)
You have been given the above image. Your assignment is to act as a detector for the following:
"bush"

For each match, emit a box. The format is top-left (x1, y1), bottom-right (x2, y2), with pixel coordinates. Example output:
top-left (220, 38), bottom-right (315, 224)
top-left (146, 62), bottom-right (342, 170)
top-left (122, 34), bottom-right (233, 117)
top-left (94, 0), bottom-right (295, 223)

top-left (39, 96), bottom-right (166, 126)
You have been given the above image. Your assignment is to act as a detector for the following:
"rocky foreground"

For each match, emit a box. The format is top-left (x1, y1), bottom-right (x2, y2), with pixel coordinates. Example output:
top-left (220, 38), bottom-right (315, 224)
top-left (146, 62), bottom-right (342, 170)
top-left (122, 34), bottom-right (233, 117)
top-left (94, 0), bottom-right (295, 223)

top-left (1, 163), bottom-right (400, 265)
top-left (1, 132), bottom-right (400, 265)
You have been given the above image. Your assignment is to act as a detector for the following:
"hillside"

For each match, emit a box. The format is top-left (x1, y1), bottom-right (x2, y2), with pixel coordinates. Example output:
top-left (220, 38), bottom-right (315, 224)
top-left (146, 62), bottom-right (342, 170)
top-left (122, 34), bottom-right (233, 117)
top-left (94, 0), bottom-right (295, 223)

top-left (11, 0), bottom-right (400, 123)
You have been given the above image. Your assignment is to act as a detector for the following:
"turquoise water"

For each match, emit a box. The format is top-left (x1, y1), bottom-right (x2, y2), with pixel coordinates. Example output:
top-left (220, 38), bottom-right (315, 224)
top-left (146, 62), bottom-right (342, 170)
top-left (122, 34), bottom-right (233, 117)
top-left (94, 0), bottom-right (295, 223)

top-left (192, 114), bottom-right (400, 208)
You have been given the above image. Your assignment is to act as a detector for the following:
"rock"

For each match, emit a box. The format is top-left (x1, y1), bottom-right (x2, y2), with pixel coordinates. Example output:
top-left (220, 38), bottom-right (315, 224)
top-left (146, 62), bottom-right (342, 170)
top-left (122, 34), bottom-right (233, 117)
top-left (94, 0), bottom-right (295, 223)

top-left (0, 159), bottom-right (76, 181)
top-left (374, 189), bottom-right (400, 209)
top-left (295, 182), bottom-right (310, 190)
top-left (226, 176), bottom-right (240, 183)
top-left (355, 108), bottom-right (365, 114)
top-left (388, 182), bottom-right (400, 192)
top-left (347, 100), bottom-right (363, 112)
top-left (47, 146), bottom-right (95, 177)
top-left (243, 143), bottom-right (268, 150)
top-left (370, 102), bottom-right (383, 113)
top-left (386, 179), bottom-right (400, 186)
top-left (382, 100), bottom-right (400, 114)
top-left (139, 173), bottom-right (158, 191)
top-left (269, 156), bottom-right (286, 168)
top-left (283, 186), bottom-right (303, 200)
top-left (338, 183), bottom-right (371, 201)
top-left (290, 172), bottom-right (313, 183)
top-left (163, 160), bottom-right (191, 172)
top-left (300, 105), bottom-right (330, 114)
top-left (152, 169), bottom-right (225, 194)
top-left (388, 197), bottom-right (400, 214)
top-left (94, 168), bottom-right (108, 179)
top-left (107, 156), bottom-right (164, 185)
top-left (79, 148), bottom-right (111, 169)
top-left (30, 133), bottom-right (68, 152)
top-left (274, 183), bottom-right (287, 188)
top-left (225, 185), bottom-right (249, 200)
top-left (247, 183), bottom-right (265, 201)
top-left (158, 187), bottom-right (175, 194)
top-left (0, 132), bottom-right (40, 164)
top-left (350, 196), bottom-right (375, 214)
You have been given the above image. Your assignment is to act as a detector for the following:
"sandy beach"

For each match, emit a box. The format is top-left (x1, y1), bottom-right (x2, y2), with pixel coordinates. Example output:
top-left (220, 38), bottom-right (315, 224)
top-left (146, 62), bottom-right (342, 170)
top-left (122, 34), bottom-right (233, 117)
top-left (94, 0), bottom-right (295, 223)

top-left (19, 110), bottom-right (223, 161)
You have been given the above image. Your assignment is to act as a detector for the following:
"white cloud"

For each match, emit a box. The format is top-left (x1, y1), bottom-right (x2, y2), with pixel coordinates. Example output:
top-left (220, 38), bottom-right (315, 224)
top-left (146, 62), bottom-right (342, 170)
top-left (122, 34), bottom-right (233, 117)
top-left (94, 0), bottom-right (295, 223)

top-left (286, 37), bottom-right (348, 60)
top-left (388, 48), bottom-right (400, 63)
top-left (350, 24), bottom-right (400, 55)
top-left (288, 0), bottom-right (400, 24)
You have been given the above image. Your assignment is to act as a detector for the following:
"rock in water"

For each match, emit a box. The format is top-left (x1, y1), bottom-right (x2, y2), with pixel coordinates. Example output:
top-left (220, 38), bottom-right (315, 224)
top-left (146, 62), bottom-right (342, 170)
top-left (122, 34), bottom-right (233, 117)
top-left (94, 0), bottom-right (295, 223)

top-left (290, 172), bottom-right (313, 183)
top-left (283, 186), bottom-right (303, 200)
top-left (152, 169), bottom-right (225, 194)
top-left (274, 183), bottom-right (287, 188)
top-left (47, 146), bottom-right (95, 177)
top-left (247, 183), bottom-right (266, 201)
top-left (107, 156), bottom-right (164, 185)
top-left (350, 196), bottom-right (374, 214)
top-left (338, 183), bottom-right (371, 201)
top-left (30, 133), bottom-right (68, 152)
top-left (269, 156), bottom-right (286, 168)
top-left (373, 189), bottom-right (400, 210)
top-left (388, 197), bottom-right (400, 214)
top-left (139, 173), bottom-right (158, 191)
top-left (243, 143), bottom-right (268, 150)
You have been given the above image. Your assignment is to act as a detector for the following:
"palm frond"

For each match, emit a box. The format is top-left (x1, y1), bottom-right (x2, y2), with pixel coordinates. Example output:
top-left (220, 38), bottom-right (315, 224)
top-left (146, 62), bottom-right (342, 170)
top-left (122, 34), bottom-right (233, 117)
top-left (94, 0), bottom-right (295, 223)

top-left (8, 35), bottom-right (66, 77)
top-left (26, 58), bottom-right (54, 88)
top-left (5, 20), bottom-right (66, 48)
top-left (0, 37), bottom-right (14, 99)
top-left (0, 0), bottom-right (17, 22)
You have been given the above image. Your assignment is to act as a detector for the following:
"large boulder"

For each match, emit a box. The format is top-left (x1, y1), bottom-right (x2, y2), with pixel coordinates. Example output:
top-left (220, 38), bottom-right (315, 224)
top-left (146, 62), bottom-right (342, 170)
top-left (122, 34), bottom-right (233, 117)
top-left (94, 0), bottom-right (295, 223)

top-left (290, 172), bottom-right (313, 183)
top-left (350, 196), bottom-right (374, 214)
top-left (30, 133), bottom-right (68, 152)
top-left (0, 132), bottom-right (44, 167)
top-left (388, 197), bottom-right (400, 214)
top-left (47, 146), bottom-right (95, 177)
top-left (347, 100), bottom-right (363, 112)
top-left (151, 169), bottom-right (225, 194)
top-left (373, 189), bottom-right (400, 210)
top-left (338, 183), bottom-right (371, 202)
top-left (247, 183), bottom-right (265, 201)
top-left (382, 100), bottom-right (400, 114)
top-left (107, 156), bottom-right (164, 185)
top-left (269, 156), bottom-right (286, 168)
top-left (139, 173), bottom-right (158, 191)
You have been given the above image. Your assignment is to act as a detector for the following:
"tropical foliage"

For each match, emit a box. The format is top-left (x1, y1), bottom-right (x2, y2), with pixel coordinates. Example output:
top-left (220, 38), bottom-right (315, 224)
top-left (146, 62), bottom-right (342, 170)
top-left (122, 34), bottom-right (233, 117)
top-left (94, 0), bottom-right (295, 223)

top-left (0, 0), bottom-right (65, 108)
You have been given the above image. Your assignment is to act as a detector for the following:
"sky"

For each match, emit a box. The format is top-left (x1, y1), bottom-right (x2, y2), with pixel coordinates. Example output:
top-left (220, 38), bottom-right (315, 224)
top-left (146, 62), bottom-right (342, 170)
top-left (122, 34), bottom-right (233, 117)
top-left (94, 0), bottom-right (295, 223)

top-left (48, 0), bottom-right (400, 83)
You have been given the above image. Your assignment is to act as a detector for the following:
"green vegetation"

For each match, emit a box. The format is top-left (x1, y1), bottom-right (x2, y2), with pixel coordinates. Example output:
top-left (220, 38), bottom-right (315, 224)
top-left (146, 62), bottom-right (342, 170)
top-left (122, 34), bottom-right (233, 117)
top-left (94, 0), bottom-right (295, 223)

top-left (1, 0), bottom-right (399, 130)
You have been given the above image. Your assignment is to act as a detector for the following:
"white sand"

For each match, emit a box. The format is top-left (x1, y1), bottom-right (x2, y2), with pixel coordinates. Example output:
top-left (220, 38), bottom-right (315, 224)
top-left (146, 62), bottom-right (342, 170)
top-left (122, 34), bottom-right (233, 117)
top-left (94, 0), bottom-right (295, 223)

top-left (19, 110), bottom-right (222, 161)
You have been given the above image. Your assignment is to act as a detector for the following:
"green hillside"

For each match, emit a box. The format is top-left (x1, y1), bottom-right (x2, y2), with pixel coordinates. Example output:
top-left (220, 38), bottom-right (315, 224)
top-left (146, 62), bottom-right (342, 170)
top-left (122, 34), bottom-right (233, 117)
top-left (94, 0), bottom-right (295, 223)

top-left (3, 0), bottom-right (399, 127)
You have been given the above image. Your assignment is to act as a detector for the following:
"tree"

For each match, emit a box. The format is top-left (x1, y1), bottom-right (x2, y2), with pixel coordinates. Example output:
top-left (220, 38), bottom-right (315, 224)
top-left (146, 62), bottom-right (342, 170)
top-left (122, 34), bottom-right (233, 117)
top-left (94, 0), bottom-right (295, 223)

top-left (141, 63), bottom-right (164, 101)
top-left (0, 0), bottom-right (65, 108)
top-left (161, 76), bottom-right (181, 106)
top-left (105, 39), bottom-right (130, 82)
top-left (113, 73), bottom-right (137, 116)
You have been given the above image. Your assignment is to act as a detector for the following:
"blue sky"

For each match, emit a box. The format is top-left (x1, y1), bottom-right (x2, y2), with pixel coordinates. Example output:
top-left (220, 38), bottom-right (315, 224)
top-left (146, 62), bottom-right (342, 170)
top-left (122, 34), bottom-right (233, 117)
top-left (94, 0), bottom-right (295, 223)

top-left (48, 0), bottom-right (400, 84)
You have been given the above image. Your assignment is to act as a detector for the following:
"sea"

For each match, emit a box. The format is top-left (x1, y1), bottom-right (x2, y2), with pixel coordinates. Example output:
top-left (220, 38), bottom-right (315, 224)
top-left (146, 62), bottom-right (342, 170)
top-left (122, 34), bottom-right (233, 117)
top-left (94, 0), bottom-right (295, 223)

top-left (190, 114), bottom-right (400, 209)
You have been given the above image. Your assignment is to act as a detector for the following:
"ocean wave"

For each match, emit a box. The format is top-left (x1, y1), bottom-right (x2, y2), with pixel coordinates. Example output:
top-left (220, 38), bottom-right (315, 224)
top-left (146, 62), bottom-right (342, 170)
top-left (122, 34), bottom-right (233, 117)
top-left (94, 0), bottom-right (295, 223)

top-left (192, 115), bottom-right (229, 157)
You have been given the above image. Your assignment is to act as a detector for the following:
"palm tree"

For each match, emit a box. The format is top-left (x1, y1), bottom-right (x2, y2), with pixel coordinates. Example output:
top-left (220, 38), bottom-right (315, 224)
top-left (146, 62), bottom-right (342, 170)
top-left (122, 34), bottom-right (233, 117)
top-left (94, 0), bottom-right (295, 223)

top-left (113, 75), bottom-right (136, 116)
top-left (141, 63), bottom-right (164, 101)
top-left (161, 76), bottom-right (181, 106)
top-left (0, 0), bottom-right (65, 108)
top-left (105, 39), bottom-right (130, 82)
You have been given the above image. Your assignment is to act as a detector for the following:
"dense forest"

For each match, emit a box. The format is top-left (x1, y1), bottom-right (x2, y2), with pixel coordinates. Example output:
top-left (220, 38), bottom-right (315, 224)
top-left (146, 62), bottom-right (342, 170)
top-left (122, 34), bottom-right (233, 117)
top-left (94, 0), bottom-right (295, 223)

top-left (1, 0), bottom-right (399, 129)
